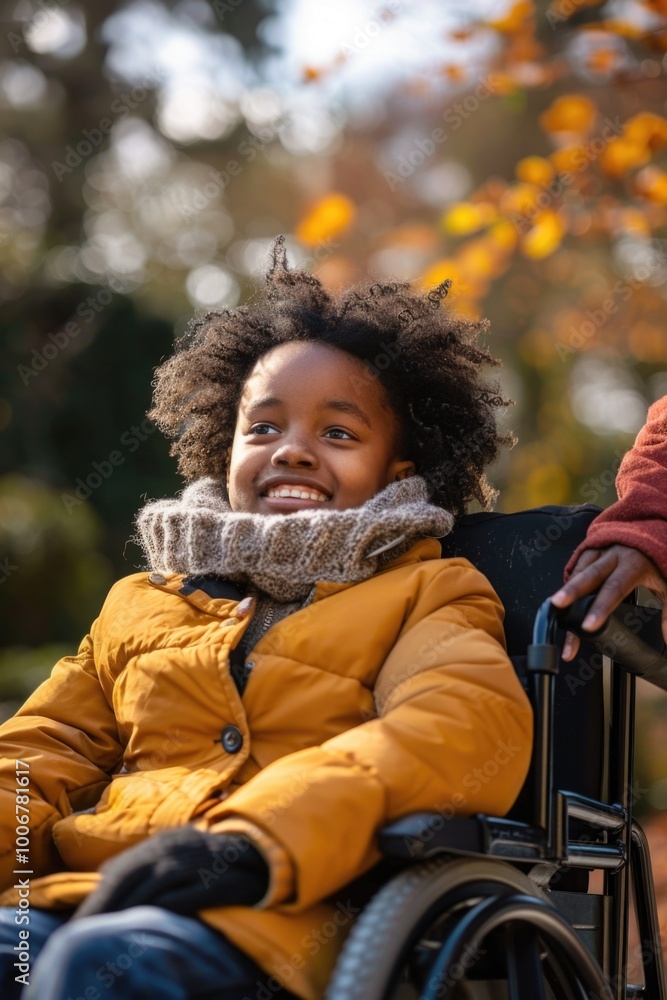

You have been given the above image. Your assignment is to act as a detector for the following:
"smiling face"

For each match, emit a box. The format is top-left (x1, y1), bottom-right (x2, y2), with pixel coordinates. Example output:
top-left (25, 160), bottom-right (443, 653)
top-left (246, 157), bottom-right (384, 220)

top-left (227, 341), bottom-right (416, 514)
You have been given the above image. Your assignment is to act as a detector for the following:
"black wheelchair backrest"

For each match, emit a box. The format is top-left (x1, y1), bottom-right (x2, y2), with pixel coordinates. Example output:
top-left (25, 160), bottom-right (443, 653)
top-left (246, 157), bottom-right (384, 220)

top-left (437, 503), bottom-right (604, 822)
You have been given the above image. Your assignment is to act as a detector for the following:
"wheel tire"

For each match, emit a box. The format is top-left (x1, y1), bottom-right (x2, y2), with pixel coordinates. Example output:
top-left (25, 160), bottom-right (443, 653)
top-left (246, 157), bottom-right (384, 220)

top-left (324, 857), bottom-right (564, 1000)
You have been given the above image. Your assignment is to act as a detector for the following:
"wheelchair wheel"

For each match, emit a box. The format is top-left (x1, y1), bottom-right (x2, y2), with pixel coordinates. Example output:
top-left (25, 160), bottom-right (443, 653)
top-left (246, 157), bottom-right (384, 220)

top-left (325, 857), bottom-right (608, 1000)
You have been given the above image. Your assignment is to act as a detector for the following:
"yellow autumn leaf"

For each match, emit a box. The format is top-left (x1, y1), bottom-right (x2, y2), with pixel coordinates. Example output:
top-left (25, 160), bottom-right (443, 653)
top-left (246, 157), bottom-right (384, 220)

top-left (515, 156), bottom-right (555, 187)
top-left (442, 201), bottom-right (496, 236)
top-left (295, 193), bottom-right (355, 246)
top-left (488, 219), bottom-right (519, 251)
top-left (520, 210), bottom-right (565, 259)
top-left (539, 94), bottom-right (597, 134)
top-left (459, 238), bottom-right (504, 279)
top-left (419, 258), bottom-right (464, 294)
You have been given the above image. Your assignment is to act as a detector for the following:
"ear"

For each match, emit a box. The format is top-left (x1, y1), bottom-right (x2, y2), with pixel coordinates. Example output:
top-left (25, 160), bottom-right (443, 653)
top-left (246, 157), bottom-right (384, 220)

top-left (393, 460), bottom-right (416, 482)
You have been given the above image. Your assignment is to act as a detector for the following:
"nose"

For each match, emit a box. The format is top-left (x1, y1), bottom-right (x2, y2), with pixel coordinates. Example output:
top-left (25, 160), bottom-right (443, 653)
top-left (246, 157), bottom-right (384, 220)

top-left (270, 433), bottom-right (318, 468)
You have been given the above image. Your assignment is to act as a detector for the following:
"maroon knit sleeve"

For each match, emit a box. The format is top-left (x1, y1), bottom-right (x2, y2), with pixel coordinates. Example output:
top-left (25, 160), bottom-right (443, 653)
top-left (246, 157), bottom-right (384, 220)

top-left (564, 397), bottom-right (667, 580)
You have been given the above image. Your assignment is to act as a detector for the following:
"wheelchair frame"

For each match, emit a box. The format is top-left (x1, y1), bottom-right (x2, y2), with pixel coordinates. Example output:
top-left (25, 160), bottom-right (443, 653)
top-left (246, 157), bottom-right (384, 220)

top-left (329, 593), bottom-right (667, 1000)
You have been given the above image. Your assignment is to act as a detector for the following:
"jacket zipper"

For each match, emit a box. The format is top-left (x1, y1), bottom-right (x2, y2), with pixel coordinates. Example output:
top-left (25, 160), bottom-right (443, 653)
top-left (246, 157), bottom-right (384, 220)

top-left (239, 606), bottom-right (276, 690)
top-left (240, 593), bottom-right (313, 691)
top-left (262, 607), bottom-right (277, 630)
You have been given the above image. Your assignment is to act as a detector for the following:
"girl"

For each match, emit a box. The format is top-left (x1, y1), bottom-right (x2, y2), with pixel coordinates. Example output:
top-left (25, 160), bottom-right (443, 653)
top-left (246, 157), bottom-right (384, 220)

top-left (0, 236), bottom-right (533, 1000)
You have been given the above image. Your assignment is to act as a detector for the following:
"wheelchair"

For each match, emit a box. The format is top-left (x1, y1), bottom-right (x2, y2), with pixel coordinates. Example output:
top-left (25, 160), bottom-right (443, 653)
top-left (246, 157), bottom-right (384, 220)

top-left (325, 503), bottom-right (667, 1000)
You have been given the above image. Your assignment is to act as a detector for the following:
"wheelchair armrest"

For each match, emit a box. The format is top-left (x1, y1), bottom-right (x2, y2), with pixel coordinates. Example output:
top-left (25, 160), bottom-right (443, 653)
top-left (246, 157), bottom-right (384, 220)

top-left (379, 812), bottom-right (546, 862)
top-left (556, 598), bottom-right (667, 691)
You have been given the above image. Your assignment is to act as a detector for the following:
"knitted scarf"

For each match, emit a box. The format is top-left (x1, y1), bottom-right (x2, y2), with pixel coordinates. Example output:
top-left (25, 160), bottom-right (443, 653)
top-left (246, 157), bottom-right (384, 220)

top-left (133, 474), bottom-right (454, 603)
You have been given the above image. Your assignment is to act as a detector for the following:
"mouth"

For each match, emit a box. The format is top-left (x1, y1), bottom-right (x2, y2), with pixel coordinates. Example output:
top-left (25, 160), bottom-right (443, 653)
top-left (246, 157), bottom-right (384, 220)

top-left (259, 483), bottom-right (332, 508)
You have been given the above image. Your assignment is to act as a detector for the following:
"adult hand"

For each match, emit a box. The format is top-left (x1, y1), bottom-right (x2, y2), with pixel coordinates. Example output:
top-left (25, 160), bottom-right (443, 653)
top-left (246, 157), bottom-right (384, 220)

top-left (550, 545), bottom-right (667, 661)
top-left (72, 826), bottom-right (268, 919)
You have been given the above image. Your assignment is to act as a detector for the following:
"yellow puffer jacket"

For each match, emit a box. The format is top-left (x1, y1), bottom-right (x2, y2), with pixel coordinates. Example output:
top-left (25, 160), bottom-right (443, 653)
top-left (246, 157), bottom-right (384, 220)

top-left (0, 537), bottom-right (533, 999)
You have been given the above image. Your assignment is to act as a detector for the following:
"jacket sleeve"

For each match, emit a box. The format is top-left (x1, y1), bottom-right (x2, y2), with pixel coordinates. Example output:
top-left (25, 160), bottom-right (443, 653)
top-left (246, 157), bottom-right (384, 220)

top-left (565, 396), bottom-right (667, 579)
top-left (198, 560), bottom-right (533, 912)
top-left (0, 608), bottom-right (123, 892)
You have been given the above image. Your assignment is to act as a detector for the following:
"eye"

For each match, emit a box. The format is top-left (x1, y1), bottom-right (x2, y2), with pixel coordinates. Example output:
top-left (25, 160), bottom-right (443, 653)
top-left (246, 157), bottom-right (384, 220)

top-left (325, 428), bottom-right (354, 440)
top-left (249, 423), bottom-right (279, 435)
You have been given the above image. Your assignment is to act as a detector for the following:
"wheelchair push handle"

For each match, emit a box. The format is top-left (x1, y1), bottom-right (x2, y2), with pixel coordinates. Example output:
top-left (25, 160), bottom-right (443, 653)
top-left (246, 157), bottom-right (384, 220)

top-left (553, 596), bottom-right (667, 691)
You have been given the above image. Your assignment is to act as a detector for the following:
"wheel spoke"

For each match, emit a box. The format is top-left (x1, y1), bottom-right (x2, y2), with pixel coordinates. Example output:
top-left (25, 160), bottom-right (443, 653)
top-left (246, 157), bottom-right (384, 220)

top-left (325, 858), bottom-right (610, 1000)
top-left (505, 922), bottom-right (546, 1000)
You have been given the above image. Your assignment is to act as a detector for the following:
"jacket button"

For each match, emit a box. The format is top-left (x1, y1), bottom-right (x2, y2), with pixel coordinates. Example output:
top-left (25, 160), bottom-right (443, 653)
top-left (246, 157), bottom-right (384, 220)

top-left (148, 572), bottom-right (166, 585)
top-left (220, 725), bottom-right (243, 754)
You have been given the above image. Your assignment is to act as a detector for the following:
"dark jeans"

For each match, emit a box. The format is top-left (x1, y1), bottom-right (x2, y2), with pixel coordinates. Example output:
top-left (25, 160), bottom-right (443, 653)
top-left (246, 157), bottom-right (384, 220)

top-left (0, 905), bottom-right (300, 1000)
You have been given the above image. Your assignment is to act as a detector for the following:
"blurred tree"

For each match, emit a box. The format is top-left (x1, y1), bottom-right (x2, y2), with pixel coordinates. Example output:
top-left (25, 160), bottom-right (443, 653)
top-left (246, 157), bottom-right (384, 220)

top-left (0, 0), bottom-right (665, 696)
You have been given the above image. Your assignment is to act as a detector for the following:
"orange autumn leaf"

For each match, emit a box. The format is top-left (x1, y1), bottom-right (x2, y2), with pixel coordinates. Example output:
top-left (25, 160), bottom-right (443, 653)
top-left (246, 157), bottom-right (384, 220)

top-left (595, 17), bottom-right (645, 38)
top-left (295, 193), bottom-right (355, 245)
top-left (488, 71), bottom-right (519, 95)
top-left (520, 210), bottom-right (566, 258)
top-left (629, 321), bottom-right (667, 361)
top-left (636, 166), bottom-right (667, 205)
top-left (585, 45), bottom-right (619, 74)
top-left (384, 224), bottom-right (441, 250)
top-left (451, 298), bottom-right (483, 320)
top-left (546, 0), bottom-right (604, 21)
top-left (599, 139), bottom-right (651, 177)
top-left (441, 64), bottom-right (466, 82)
top-left (550, 146), bottom-right (587, 174)
top-left (487, 0), bottom-right (535, 33)
top-left (539, 94), bottom-right (597, 134)
top-left (474, 177), bottom-right (509, 204)
top-left (302, 66), bottom-right (323, 83)
top-left (458, 238), bottom-right (501, 279)
top-left (499, 182), bottom-right (542, 215)
top-left (625, 112), bottom-right (667, 151)
top-left (515, 156), bottom-right (555, 186)
top-left (610, 206), bottom-right (652, 236)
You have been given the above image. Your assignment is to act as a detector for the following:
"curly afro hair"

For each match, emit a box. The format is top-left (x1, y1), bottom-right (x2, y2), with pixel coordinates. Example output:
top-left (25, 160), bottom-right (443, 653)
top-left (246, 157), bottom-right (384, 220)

top-left (148, 235), bottom-right (514, 515)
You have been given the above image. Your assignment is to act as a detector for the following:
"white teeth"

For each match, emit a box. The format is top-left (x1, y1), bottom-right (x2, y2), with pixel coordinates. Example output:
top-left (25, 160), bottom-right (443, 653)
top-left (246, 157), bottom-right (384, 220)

top-left (265, 486), bottom-right (328, 501)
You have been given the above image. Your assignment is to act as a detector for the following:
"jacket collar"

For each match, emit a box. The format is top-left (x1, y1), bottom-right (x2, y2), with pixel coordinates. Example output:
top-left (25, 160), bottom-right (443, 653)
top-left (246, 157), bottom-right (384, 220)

top-left (145, 536), bottom-right (443, 616)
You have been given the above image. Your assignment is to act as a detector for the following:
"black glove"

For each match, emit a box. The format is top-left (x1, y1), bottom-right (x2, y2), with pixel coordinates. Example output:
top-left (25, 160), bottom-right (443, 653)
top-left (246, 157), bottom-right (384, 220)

top-left (72, 827), bottom-right (269, 919)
